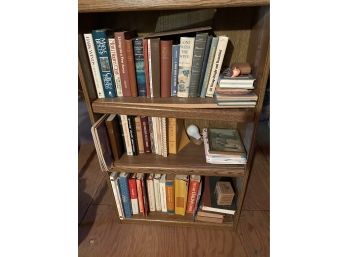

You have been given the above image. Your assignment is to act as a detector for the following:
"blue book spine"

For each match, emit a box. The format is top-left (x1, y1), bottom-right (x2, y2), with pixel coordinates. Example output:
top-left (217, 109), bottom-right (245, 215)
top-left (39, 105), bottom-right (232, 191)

top-left (133, 38), bottom-right (146, 96)
top-left (171, 45), bottom-right (180, 96)
top-left (92, 30), bottom-right (116, 98)
top-left (118, 175), bottom-right (132, 218)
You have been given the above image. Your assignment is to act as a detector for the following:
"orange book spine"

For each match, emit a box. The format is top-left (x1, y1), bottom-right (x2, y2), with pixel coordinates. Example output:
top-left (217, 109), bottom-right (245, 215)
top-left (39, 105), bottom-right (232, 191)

top-left (165, 179), bottom-right (175, 213)
top-left (186, 180), bottom-right (200, 214)
top-left (136, 178), bottom-right (145, 215)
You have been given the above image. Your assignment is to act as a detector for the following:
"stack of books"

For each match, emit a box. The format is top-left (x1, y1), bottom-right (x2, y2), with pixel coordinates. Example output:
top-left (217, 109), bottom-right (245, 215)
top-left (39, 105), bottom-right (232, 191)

top-left (202, 128), bottom-right (247, 164)
top-left (214, 68), bottom-right (258, 107)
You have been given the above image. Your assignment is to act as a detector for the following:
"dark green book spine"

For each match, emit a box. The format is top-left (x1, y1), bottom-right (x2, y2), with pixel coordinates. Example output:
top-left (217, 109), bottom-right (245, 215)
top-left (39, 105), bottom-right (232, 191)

top-left (197, 35), bottom-right (212, 96)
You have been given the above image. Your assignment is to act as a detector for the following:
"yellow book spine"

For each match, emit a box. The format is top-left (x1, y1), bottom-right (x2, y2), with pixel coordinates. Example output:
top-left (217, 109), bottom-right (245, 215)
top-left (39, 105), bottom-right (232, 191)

top-left (175, 176), bottom-right (188, 215)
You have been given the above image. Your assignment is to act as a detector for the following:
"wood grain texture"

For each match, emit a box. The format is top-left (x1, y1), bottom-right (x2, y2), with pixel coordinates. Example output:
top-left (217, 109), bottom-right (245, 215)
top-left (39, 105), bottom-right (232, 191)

top-left (92, 98), bottom-right (255, 122)
top-left (79, 0), bottom-right (270, 13)
top-left (111, 142), bottom-right (246, 177)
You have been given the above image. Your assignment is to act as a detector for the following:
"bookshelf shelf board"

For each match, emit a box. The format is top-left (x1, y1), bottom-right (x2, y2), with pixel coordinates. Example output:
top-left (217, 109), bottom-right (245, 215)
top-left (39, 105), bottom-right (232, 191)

top-left (92, 98), bottom-right (255, 122)
top-left (120, 212), bottom-right (234, 228)
top-left (111, 143), bottom-right (246, 177)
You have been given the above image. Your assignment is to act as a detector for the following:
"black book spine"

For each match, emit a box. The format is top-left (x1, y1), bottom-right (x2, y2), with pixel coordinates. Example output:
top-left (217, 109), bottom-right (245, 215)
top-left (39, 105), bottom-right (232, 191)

top-left (127, 116), bottom-right (139, 155)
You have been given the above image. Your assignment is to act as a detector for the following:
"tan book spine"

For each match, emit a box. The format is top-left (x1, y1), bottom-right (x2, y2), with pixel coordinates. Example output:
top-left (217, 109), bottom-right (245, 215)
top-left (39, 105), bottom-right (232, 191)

top-left (168, 117), bottom-right (177, 154)
top-left (134, 116), bottom-right (144, 154)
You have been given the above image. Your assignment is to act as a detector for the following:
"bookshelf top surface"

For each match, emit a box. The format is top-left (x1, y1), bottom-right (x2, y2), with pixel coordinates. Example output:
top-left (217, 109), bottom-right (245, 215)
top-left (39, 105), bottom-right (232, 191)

top-left (78, 0), bottom-right (270, 13)
top-left (92, 97), bottom-right (255, 122)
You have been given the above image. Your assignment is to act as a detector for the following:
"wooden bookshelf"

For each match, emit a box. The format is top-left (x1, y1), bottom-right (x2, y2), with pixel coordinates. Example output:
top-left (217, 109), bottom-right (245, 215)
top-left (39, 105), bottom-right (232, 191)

top-left (92, 97), bottom-right (255, 122)
top-left (111, 143), bottom-right (246, 177)
top-left (78, 1), bottom-right (269, 231)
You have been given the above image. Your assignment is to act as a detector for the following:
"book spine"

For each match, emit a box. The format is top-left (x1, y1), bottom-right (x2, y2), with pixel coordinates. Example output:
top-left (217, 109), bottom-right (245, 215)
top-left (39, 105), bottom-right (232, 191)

top-left (154, 176), bottom-right (162, 211)
top-left (141, 178), bottom-right (148, 216)
top-left (200, 37), bottom-right (218, 98)
top-left (108, 38), bottom-right (123, 96)
top-left (175, 176), bottom-right (189, 215)
top-left (109, 174), bottom-right (124, 219)
top-left (143, 39), bottom-right (151, 98)
top-left (146, 177), bottom-right (156, 212)
top-left (161, 117), bottom-right (168, 157)
top-left (127, 116), bottom-right (138, 155)
top-left (134, 116), bottom-right (144, 154)
top-left (160, 40), bottom-right (172, 97)
top-left (171, 45), bottom-right (180, 96)
top-left (156, 117), bottom-right (162, 156)
top-left (165, 180), bottom-right (175, 213)
top-left (148, 117), bottom-right (155, 153)
top-left (115, 32), bottom-right (132, 96)
top-left (128, 178), bottom-right (139, 215)
top-left (197, 35), bottom-right (212, 96)
top-left (177, 37), bottom-right (195, 98)
top-left (83, 33), bottom-right (105, 98)
top-left (118, 176), bottom-right (132, 218)
top-left (186, 179), bottom-right (200, 214)
top-left (120, 115), bottom-right (133, 155)
top-left (160, 177), bottom-right (167, 212)
top-left (125, 39), bottom-right (138, 97)
top-left (92, 30), bottom-right (116, 97)
top-left (151, 117), bottom-right (158, 154)
top-left (168, 117), bottom-right (177, 155)
top-left (136, 178), bottom-right (145, 215)
top-left (133, 38), bottom-right (146, 96)
top-left (105, 117), bottom-right (123, 160)
top-left (148, 39), bottom-right (153, 97)
top-left (206, 36), bottom-right (229, 97)
top-left (140, 116), bottom-right (151, 153)
top-left (188, 33), bottom-right (208, 97)
top-left (149, 38), bottom-right (161, 97)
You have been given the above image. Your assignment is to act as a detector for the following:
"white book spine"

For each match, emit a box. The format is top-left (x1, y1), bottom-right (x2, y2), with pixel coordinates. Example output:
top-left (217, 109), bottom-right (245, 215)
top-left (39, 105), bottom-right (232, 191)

top-left (147, 177), bottom-right (156, 212)
top-left (109, 172), bottom-right (124, 219)
top-left (131, 198), bottom-right (139, 215)
top-left (152, 117), bottom-right (158, 154)
top-left (84, 33), bottom-right (105, 98)
top-left (160, 175), bottom-right (167, 212)
top-left (154, 175), bottom-right (162, 211)
top-left (161, 117), bottom-right (167, 157)
top-left (108, 38), bottom-right (123, 96)
top-left (177, 37), bottom-right (195, 98)
top-left (205, 36), bottom-right (229, 97)
top-left (148, 39), bottom-right (154, 97)
top-left (120, 115), bottom-right (133, 155)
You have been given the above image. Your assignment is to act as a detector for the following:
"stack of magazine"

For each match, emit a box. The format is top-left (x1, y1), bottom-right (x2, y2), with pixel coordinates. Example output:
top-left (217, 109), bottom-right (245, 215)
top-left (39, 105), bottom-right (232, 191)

top-left (202, 128), bottom-right (247, 164)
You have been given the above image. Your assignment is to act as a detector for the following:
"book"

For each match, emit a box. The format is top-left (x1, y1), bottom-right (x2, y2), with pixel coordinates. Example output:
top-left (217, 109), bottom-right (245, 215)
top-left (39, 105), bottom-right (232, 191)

top-left (109, 172), bottom-right (124, 219)
top-left (200, 37), bottom-right (218, 97)
top-left (177, 37), bottom-right (195, 98)
top-left (120, 115), bottom-right (133, 156)
top-left (157, 117), bottom-right (162, 156)
top-left (105, 114), bottom-right (124, 160)
top-left (118, 172), bottom-right (132, 218)
top-left (148, 117), bottom-right (155, 153)
top-left (146, 173), bottom-right (156, 212)
top-left (161, 117), bottom-right (168, 157)
top-left (127, 116), bottom-right (138, 155)
top-left (215, 181), bottom-right (235, 206)
top-left (133, 38), bottom-right (147, 96)
top-left (143, 39), bottom-right (151, 97)
top-left (140, 116), bottom-right (151, 153)
top-left (214, 92), bottom-right (258, 102)
top-left (125, 39), bottom-right (138, 97)
top-left (145, 26), bottom-right (212, 38)
top-left (165, 174), bottom-right (175, 213)
top-left (136, 173), bottom-right (145, 215)
top-left (201, 176), bottom-right (236, 215)
top-left (134, 116), bottom-right (145, 154)
top-left (128, 173), bottom-right (139, 215)
top-left (208, 128), bottom-right (245, 155)
top-left (83, 33), bottom-right (105, 98)
top-left (168, 118), bottom-right (184, 155)
top-left (188, 33), bottom-right (208, 97)
top-left (108, 38), bottom-right (123, 96)
top-left (196, 210), bottom-right (224, 219)
top-left (197, 35), bottom-right (213, 96)
top-left (159, 174), bottom-right (167, 212)
top-left (92, 29), bottom-right (117, 97)
top-left (195, 215), bottom-right (223, 224)
top-left (171, 44), bottom-right (180, 96)
top-left (148, 38), bottom-right (161, 97)
top-left (151, 117), bottom-right (158, 154)
top-left (114, 31), bottom-right (136, 96)
top-left (186, 175), bottom-right (201, 214)
top-left (160, 40), bottom-right (173, 97)
top-left (154, 174), bottom-right (162, 212)
top-left (174, 175), bottom-right (189, 215)
top-left (140, 173), bottom-right (149, 216)
top-left (205, 36), bottom-right (229, 97)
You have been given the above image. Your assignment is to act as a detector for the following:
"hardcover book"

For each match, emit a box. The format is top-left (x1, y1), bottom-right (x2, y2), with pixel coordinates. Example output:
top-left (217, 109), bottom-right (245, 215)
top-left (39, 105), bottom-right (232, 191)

top-left (136, 173), bottom-right (145, 215)
top-left (200, 37), bottom-right (218, 97)
top-left (168, 118), bottom-right (184, 154)
top-left (177, 37), bottom-right (195, 98)
top-left (133, 38), bottom-right (147, 96)
top-left (174, 175), bottom-right (189, 215)
top-left (109, 172), bottom-right (124, 219)
top-left (143, 39), bottom-right (151, 97)
top-left (154, 174), bottom-right (162, 212)
top-left (134, 116), bottom-right (145, 154)
top-left (198, 35), bottom-right (213, 96)
top-left (148, 38), bottom-right (161, 97)
top-left (92, 29), bottom-right (117, 97)
top-left (127, 116), bottom-right (139, 155)
top-left (125, 39), bottom-right (138, 97)
top-left (148, 117), bottom-right (155, 153)
top-left (120, 115), bottom-right (133, 156)
top-left (83, 33), bottom-right (105, 98)
top-left (171, 44), bottom-right (180, 96)
top-left (140, 173), bottom-right (149, 216)
top-left (208, 128), bottom-right (245, 155)
top-left (186, 175), bottom-right (201, 214)
top-left (160, 40), bottom-right (173, 97)
top-left (161, 117), bottom-right (168, 157)
top-left (146, 174), bottom-right (156, 212)
top-left (165, 174), bottom-right (175, 213)
top-left (118, 172), bottom-right (132, 218)
top-left (105, 114), bottom-right (124, 160)
top-left (140, 116), bottom-right (151, 153)
top-left (128, 173), bottom-right (139, 215)
top-left (108, 38), bottom-right (123, 96)
top-left (160, 174), bottom-right (167, 212)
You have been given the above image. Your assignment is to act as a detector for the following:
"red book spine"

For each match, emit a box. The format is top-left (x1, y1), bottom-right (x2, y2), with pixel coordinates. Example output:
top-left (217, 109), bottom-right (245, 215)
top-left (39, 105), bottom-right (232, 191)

top-left (136, 178), bottom-right (145, 215)
top-left (160, 40), bottom-right (173, 97)
top-left (186, 180), bottom-right (200, 214)
top-left (143, 39), bottom-right (151, 98)
top-left (115, 32), bottom-right (132, 96)
top-left (128, 178), bottom-right (138, 200)
top-left (140, 116), bottom-right (151, 153)
top-left (125, 39), bottom-right (138, 97)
